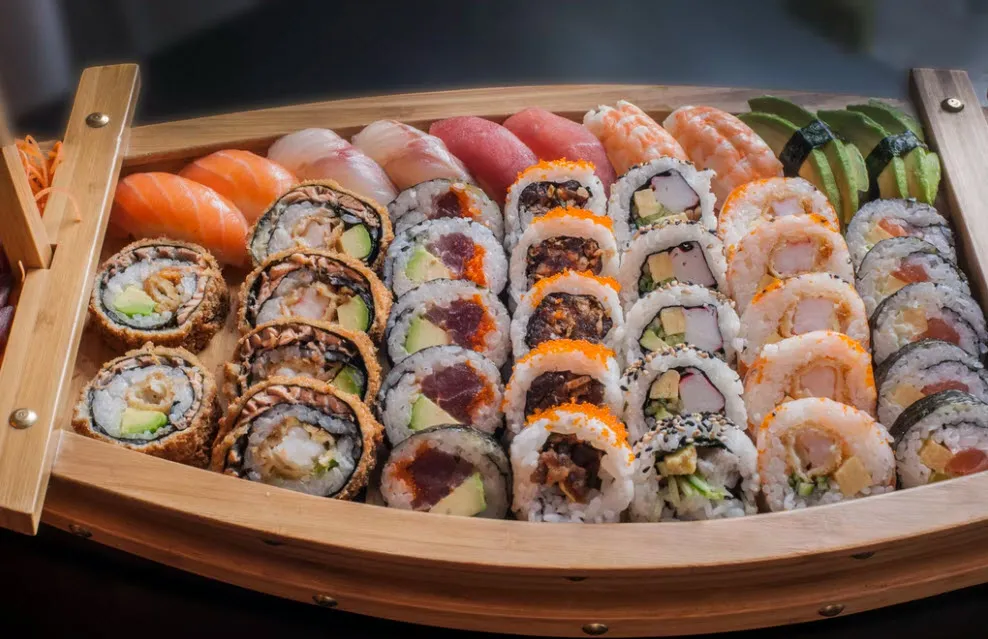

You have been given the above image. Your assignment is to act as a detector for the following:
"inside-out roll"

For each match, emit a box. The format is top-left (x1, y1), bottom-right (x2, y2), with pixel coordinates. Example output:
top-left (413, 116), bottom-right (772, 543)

top-left (388, 178), bottom-right (503, 241)
top-left (845, 198), bottom-right (955, 269)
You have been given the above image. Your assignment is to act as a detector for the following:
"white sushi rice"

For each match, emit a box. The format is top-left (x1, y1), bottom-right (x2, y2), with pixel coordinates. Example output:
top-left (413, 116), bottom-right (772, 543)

top-left (101, 259), bottom-right (197, 329)
top-left (856, 237), bottom-right (968, 317)
top-left (91, 364), bottom-right (194, 440)
top-left (895, 395), bottom-right (988, 488)
top-left (388, 178), bottom-right (504, 241)
top-left (845, 199), bottom-right (956, 269)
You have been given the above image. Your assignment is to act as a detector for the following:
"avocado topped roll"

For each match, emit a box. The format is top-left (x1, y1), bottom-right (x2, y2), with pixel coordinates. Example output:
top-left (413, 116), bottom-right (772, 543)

top-left (238, 249), bottom-right (391, 341)
top-left (845, 199), bottom-right (955, 269)
top-left (389, 178), bottom-right (504, 241)
top-left (224, 319), bottom-right (380, 404)
top-left (213, 378), bottom-right (383, 499)
top-left (856, 237), bottom-right (968, 317)
top-left (249, 180), bottom-right (393, 270)
top-left (72, 344), bottom-right (218, 467)
top-left (90, 239), bottom-right (229, 352)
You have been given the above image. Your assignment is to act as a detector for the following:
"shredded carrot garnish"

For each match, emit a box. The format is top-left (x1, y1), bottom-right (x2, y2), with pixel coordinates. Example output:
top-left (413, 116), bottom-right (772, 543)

top-left (529, 270), bottom-right (620, 306)
top-left (516, 338), bottom-right (615, 367)
top-left (536, 206), bottom-right (614, 230)
top-left (463, 245), bottom-right (487, 288)
top-left (526, 402), bottom-right (630, 447)
top-left (16, 136), bottom-right (64, 215)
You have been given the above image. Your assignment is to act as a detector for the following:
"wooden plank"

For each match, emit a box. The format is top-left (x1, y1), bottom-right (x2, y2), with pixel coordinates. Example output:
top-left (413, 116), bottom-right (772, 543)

top-left (0, 64), bottom-right (140, 535)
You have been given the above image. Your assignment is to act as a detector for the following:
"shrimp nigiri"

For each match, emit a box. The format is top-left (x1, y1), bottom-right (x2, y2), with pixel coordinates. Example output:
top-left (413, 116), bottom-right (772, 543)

top-left (267, 128), bottom-right (398, 205)
top-left (583, 100), bottom-right (688, 176)
top-left (178, 149), bottom-right (296, 223)
top-left (663, 105), bottom-right (783, 204)
top-left (351, 120), bottom-right (474, 191)
top-left (112, 173), bottom-right (249, 267)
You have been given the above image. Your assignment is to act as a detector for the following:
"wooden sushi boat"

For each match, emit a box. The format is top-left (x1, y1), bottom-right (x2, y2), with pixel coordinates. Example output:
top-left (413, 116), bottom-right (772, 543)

top-left (2, 64), bottom-right (988, 637)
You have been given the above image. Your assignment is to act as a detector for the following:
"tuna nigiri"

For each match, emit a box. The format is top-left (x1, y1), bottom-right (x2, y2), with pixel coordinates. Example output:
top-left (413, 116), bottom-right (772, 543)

top-left (429, 116), bottom-right (537, 205)
top-left (663, 105), bottom-right (783, 204)
top-left (178, 149), bottom-right (296, 223)
top-left (583, 100), bottom-right (688, 176)
top-left (351, 120), bottom-right (474, 191)
top-left (267, 128), bottom-right (398, 205)
top-left (502, 107), bottom-right (615, 191)
top-left (112, 173), bottom-right (249, 267)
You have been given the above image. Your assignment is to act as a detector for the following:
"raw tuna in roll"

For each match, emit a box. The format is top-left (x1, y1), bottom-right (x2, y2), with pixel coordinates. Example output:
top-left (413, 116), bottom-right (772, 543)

top-left (856, 237), bottom-right (968, 317)
top-left (388, 178), bottom-right (503, 241)
top-left (845, 199), bottom-right (955, 269)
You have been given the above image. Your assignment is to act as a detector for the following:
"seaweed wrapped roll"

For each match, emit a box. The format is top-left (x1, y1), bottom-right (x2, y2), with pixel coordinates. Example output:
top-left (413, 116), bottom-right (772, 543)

top-left (388, 178), bottom-right (504, 241)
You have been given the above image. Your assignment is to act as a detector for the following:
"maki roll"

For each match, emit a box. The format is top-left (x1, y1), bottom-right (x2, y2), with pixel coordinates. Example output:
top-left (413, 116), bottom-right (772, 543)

top-left (621, 345), bottom-right (745, 443)
top-left (212, 378), bottom-right (383, 499)
top-left (892, 390), bottom-right (988, 487)
top-left (238, 249), bottom-right (391, 341)
top-left (738, 273), bottom-right (870, 374)
top-left (758, 397), bottom-right (895, 511)
top-left (388, 178), bottom-right (503, 241)
top-left (618, 220), bottom-right (728, 310)
top-left (504, 160), bottom-right (607, 249)
top-left (510, 404), bottom-right (634, 523)
top-left (224, 319), bottom-right (380, 403)
top-left (744, 331), bottom-right (877, 433)
top-left (607, 157), bottom-right (717, 242)
top-left (509, 271), bottom-right (624, 360)
top-left (508, 208), bottom-right (619, 304)
top-left (377, 345), bottom-right (504, 446)
top-left (630, 413), bottom-right (759, 521)
top-left (385, 280), bottom-right (510, 367)
top-left (726, 214), bottom-right (853, 311)
top-left (72, 344), bottom-right (218, 467)
top-left (380, 426), bottom-right (510, 518)
top-left (89, 239), bottom-right (229, 352)
top-left (855, 237), bottom-right (968, 317)
top-left (845, 199), bottom-right (955, 269)
top-left (620, 283), bottom-right (741, 366)
top-left (383, 217), bottom-right (507, 296)
top-left (248, 180), bottom-right (393, 270)
top-left (871, 282), bottom-right (987, 365)
top-left (876, 340), bottom-right (988, 427)
top-left (503, 340), bottom-right (623, 436)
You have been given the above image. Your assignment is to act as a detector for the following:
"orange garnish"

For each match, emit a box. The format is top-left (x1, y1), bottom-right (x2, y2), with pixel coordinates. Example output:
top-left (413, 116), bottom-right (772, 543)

top-left (527, 270), bottom-right (620, 307)
top-left (514, 159), bottom-right (597, 183)
top-left (16, 136), bottom-right (64, 214)
top-left (463, 245), bottom-right (487, 288)
top-left (526, 402), bottom-right (630, 448)
top-left (536, 207), bottom-right (614, 230)
top-left (515, 338), bottom-right (615, 367)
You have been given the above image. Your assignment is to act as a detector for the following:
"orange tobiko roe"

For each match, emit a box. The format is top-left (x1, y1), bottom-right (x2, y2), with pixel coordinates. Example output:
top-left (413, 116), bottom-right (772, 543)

top-left (462, 245), bottom-right (487, 287)
top-left (537, 206), bottom-right (614, 230)
top-left (526, 402), bottom-right (630, 448)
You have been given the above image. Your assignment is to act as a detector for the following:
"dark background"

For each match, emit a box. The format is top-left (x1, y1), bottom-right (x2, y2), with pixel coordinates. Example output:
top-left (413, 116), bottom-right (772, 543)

top-left (2, 1), bottom-right (988, 637)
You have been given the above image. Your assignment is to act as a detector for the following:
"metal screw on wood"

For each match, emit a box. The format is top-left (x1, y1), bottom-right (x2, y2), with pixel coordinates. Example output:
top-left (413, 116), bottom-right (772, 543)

top-left (85, 112), bottom-right (111, 128)
top-left (312, 594), bottom-right (338, 608)
top-left (8, 408), bottom-right (37, 429)
top-left (941, 97), bottom-right (964, 113)
top-left (68, 524), bottom-right (92, 539)
top-left (582, 623), bottom-right (609, 636)
top-left (818, 603), bottom-right (845, 618)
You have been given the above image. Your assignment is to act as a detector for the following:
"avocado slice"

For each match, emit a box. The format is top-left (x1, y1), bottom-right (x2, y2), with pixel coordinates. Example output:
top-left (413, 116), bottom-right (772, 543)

top-left (844, 141), bottom-right (869, 204)
top-left (120, 407), bottom-right (168, 436)
top-left (340, 224), bottom-right (373, 260)
top-left (410, 394), bottom-right (460, 431)
top-left (113, 286), bottom-right (157, 317)
top-left (639, 329), bottom-right (668, 352)
top-left (337, 296), bottom-right (370, 332)
top-left (429, 472), bottom-right (486, 517)
top-left (404, 316), bottom-right (449, 354)
top-left (737, 112), bottom-right (841, 218)
top-left (817, 109), bottom-right (910, 201)
top-left (330, 365), bottom-right (365, 397)
top-left (406, 245), bottom-right (451, 283)
top-left (747, 96), bottom-right (857, 224)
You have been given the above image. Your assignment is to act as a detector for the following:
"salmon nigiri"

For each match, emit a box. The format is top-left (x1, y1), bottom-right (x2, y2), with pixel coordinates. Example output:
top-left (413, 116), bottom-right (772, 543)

top-left (178, 149), bottom-right (297, 223)
top-left (112, 172), bottom-right (250, 267)
top-left (267, 128), bottom-right (398, 205)
top-left (351, 120), bottom-right (474, 190)
top-left (583, 100), bottom-right (688, 176)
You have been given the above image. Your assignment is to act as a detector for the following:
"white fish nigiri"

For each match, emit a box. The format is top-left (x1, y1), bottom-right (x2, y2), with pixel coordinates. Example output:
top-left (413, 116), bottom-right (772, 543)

top-left (267, 128), bottom-right (398, 205)
top-left (351, 120), bottom-right (474, 190)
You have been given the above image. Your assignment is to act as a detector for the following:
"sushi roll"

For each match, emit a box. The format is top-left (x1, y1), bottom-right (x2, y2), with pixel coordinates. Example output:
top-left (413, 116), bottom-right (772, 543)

top-left (743, 331), bottom-right (877, 433)
top-left (871, 282), bottom-right (987, 365)
top-left (855, 237), bottom-right (968, 317)
top-left (738, 273), bottom-right (870, 374)
top-left (607, 158), bottom-right (716, 242)
top-left (876, 340), bottom-right (988, 428)
top-left (504, 160), bottom-right (607, 249)
top-left (621, 345), bottom-right (745, 443)
top-left (248, 180), bottom-right (394, 270)
top-left (617, 220), bottom-right (728, 310)
top-left (377, 345), bottom-right (504, 446)
top-left (510, 404), bottom-right (634, 523)
top-left (503, 340), bottom-right (623, 437)
top-left (212, 377), bottom-right (383, 500)
top-left (620, 283), bottom-right (741, 366)
top-left (383, 217), bottom-right (507, 297)
top-left (845, 199), bottom-right (955, 269)
top-left (891, 390), bottom-right (988, 487)
top-left (238, 249), bottom-right (391, 341)
top-left (72, 344), bottom-right (218, 467)
top-left (89, 239), bottom-right (229, 352)
top-left (224, 319), bottom-right (380, 404)
top-left (388, 178), bottom-right (504, 241)
top-left (508, 208), bottom-right (619, 304)
top-left (718, 177), bottom-right (840, 252)
top-left (630, 413), bottom-right (759, 521)
top-left (757, 397), bottom-right (895, 511)
top-left (726, 214), bottom-right (854, 312)
top-left (385, 280), bottom-right (510, 367)
top-left (509, 271), bottom-right (624, 361)
top-left (380, 426), bottom-right (510, 518)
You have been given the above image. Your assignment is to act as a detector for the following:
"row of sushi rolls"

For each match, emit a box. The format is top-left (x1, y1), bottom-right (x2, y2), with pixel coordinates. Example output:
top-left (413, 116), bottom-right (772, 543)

top-left (70, 94), bottom-right (988, 523)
